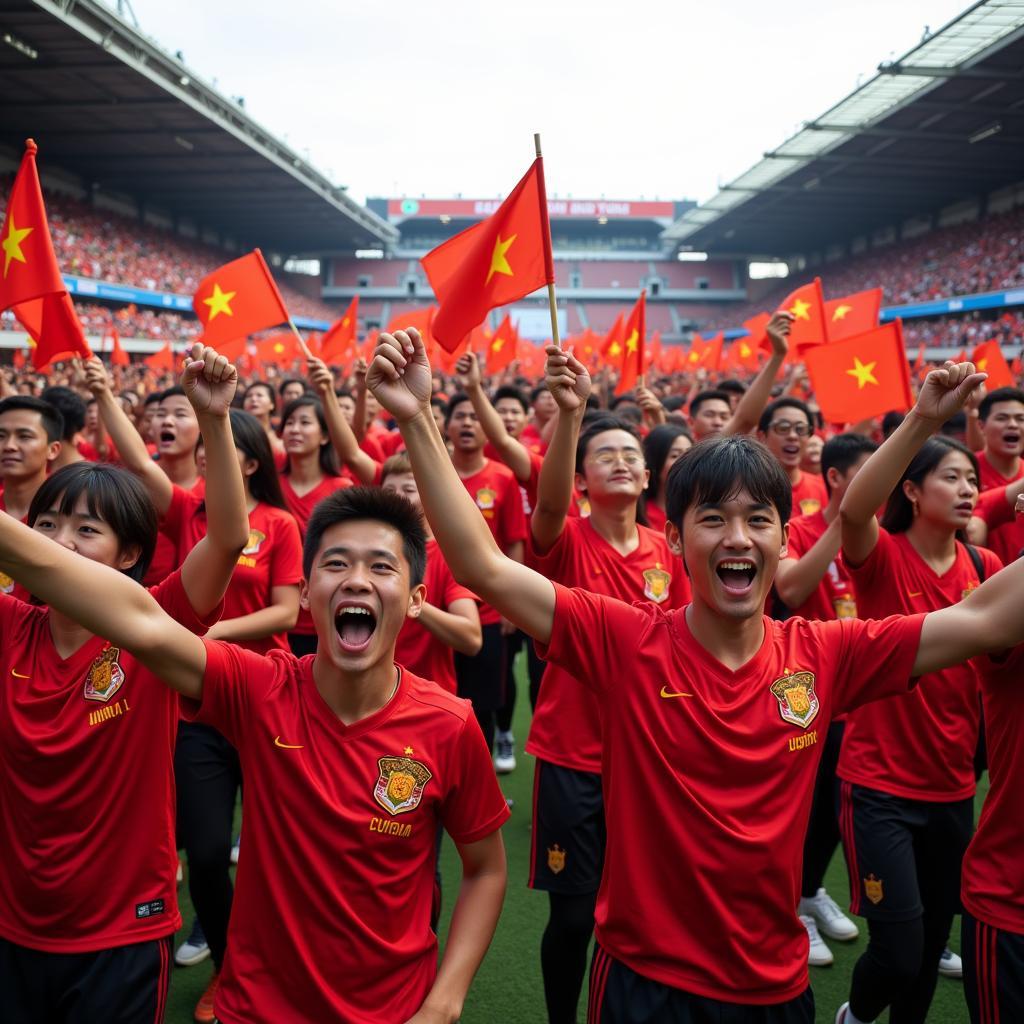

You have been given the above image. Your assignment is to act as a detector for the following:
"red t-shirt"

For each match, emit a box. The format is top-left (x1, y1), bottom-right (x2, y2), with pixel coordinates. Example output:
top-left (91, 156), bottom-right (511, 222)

top-left (145, 475), bottom-right (205, 587)
top-left (0, 570), bottom-right (219, 953)
top-left (377, 428), bottom-right (406, 458)
top-left (790, 470), bottom-right (827, 518)
top-left (840, 529), bottom-right (1001, 800)
top-left (962, 644), bottom-right (1024, 933)
top-left (458, 459), bottom-right (528, 626)
top-left (645, 501), bottom-right (667, 536)
top-left (186, 646), bottom-right (509, 1024)
top-left (0, 494), bottom-right (32, 602)
top-left (975, 451), bottom-right (1024, 564)
top-left (539, 584), bottom-right (924, 1003)
top-left (781, 511), bottom-right (857, 621)
top-left (520, 422), bottom-right (548, 455)
top-left (163, 487), bottom-right (304, 653)
top-left (975, 449), bottom-right (1022, 492)
top-left (526, 516), bottom-right (690, 773)
top-left (394, 539), bottom-right (476, 694)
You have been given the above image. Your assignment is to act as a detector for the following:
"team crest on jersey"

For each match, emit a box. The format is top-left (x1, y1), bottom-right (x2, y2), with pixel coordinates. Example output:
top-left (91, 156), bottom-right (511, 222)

top-left (864, 874), bottom-right (884, 905)
top-left (373, 755), bottom-right (432, 816)
top-left (642, 565), bottom-right (671, 604)
top-left (84, 647), bottom-right (125, 703)
top-left (475, 487), bottom-right (496, 518)
top-left (962, 580), bottom-right (980, 601)
top-left (770, 670), bottom-right (819, 729)
top-left (243, 529), bottom-right (266, 556)
top-left (832, 597), bottom-right (857, 620)
top-left (0, 571), bottom-right (13, 595)
top-left (547, 844), bottom-right (566, 874)
top-left (799, 498), bottom-right (822, 516)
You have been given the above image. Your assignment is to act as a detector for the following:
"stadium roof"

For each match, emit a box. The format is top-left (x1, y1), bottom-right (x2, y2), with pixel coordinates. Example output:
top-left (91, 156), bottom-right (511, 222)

top-left (0, 0), bottom-right (397, 255)
top-left (663, 0), bottom-right (1024, 256)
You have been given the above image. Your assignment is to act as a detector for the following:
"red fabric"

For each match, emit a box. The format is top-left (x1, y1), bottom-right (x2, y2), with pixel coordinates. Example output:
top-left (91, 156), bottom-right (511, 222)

top-left (614, 291), bottom-right (646, 395)
top-left (486, 313), bottom-right (518, 373)
top-left (791, 471), bottom-right (828, 518)
top-left (778, 277), bottom-right (827, 351)
top-left (539, 583), bottom-right (923, 1002)
top-left (0, 569), bottom-right (219, 952)
top-left (394, 540), bottom-right (476, 694)
top-left (783, 511), bottom-right (857, 621)
top-left (962, 644), bottom-right (1024, 932)
top-left (319, 295), bottom-right (358, 365)
top-left (192, 249), bottom-right (289, 346)
top-left (422, 159), bottom-right (553, 351)
top-left (973, 472), bottom-right (1024, 565)
top-left (107, 326), bottom-right (130, 366)
top-left (823, 288), bottom-right (882, 341)
top-left (253, 332), bottom-right (301, 364)
top-left (526, 517), bottom-right (690, 773)
top-left (840, 529), bottom-right (1001, 800)
top-left (976, 450), bottom-right (1021, 492)
top-left (144, 342), bottom-right (176, 372)
top-left (971, 339), bottom-right (1014, 389)
top-left (185, 650), bottom-right (509, 1024)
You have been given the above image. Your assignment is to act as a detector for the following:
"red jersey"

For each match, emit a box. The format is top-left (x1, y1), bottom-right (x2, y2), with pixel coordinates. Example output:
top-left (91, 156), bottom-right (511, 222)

top-left (526, 516), bottom-right (690, 773)
top-left (974, 485), bottom-right (1024, 565)
top-left (394, 539), bottom-right (476, 693)
top-left (840, 529), bottom-right (1001, 800)
top-left (520, 422), bottom-right (548, 455)
top-left (163, 487), bottom-right (304, 653)
top-left (377, 428), bottom-right (406, 458)
top-left (539, 584), bottom-right (923, 1002)
top-left (145, 475), bottom-right (205, 587)
top-left (458, 459), bottom-right (528, 626)
top-left (0, 570), bottom-right (219, 953)
top-left (975, 449), bottom-right (1022, 492)
top-left (782, 511), bottom-right (857, 621)
top-left (187, 645), bottom-right (509, 1024)
top-left (963, 644), bottom-right (1024, 933)
top-left (790, 470), bottom-right (827, 517)
top-left (645, 501), bottom-right (667, 536)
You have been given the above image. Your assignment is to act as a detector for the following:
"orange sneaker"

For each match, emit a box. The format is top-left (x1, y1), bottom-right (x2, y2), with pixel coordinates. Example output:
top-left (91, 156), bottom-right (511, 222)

top-left (193, 971), bottom-right (219, 1024)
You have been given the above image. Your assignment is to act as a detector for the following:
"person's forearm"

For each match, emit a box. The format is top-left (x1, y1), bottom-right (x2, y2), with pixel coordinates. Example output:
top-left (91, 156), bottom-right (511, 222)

top-left (196, 411), bottom-right (250, 554)
top-left (416, 602), bottom-right (482, 655)
top-left (774, 519), bottom-right (841, 609)
top-left (209, 603), bottom-right (298, 642)
top-left (95, 389), bottom-right (171, 510)
top-left (321, 390), bottom-right (377, 484)
top-left (465, 383), bottom-right (532, 482)
top-left (724, 352), bottom-right (784, 436)
top-left (353, 379), bottom-right (368, 442)
top-left (532, 406), bottom-right (583, 538)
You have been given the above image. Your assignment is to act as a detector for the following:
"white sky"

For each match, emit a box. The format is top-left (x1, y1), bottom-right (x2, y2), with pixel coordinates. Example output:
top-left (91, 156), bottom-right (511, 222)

top-left (125, 0), bottom-right (970, 205)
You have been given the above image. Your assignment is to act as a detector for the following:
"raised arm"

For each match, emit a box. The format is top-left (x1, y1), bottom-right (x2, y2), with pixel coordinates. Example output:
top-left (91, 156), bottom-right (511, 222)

top-left (773, 517), bottom-right (842, 610)
top-left (724, 311), bottom-right (792, 436)
top-left (308, 357), bottom-right (378, 484)
top-left (531, 345), bottom-right (591, 554)
top-left (367, 330), bottom-right (556, 644)
top-left (840, 361), bottom-right (987, 567)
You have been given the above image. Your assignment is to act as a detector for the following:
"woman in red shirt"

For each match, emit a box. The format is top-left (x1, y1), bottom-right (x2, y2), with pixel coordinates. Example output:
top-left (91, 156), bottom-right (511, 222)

top-left (641, 423), bottom-right (692, 534)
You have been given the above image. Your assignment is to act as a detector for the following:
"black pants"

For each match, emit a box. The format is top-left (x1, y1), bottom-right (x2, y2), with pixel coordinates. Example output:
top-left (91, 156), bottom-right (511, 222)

top-left (0, 935), bottom-right (172, 1024)
top-left (175, 721), bottom-right (241, 971)
top-left (962, 910), bottom-right (1024, 1024)
top-left (496, 629), bottom-right (546, 731)
top-left (801, 720), bottom-right (845, 897)
top-left (454, 622), bottom-right (507, 753)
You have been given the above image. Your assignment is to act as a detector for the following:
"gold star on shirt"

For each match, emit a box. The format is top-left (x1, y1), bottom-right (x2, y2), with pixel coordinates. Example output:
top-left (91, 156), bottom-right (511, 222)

top-left (845, 357), bottom-right (879, 389)
top-left (404, 746), bottom-right (414, 755)
top-left (486, 234), bottom-right (517, 286)
top-left (203, 283), bottom-right (236, 321)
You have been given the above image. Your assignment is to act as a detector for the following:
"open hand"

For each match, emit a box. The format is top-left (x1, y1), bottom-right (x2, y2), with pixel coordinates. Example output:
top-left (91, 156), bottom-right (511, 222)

top-left (366, 330), bottom-right (433, 424)
top-left (914, 360), bottom-right (988, 426)
top-left (182, 343), bottom-right (238, 417)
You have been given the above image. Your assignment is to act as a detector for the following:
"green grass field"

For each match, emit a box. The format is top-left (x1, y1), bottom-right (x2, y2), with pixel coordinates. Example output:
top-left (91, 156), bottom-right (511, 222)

top-left (165, 656), bottom-right (974, 1023)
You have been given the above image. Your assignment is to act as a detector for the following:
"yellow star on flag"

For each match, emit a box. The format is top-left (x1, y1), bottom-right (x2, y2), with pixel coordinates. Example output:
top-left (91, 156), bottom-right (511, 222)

top-left (625, 330), bottom-right (639, 353)
top-left (342, 316), bottom-right (350, 328)
top-left (790, 298), bottom-right (812, 320)
top-left (739, 343), bottom-right (751, 358)
top-left (203, 283), bottom-right (236, 321)
top-left (846, 357), bottom-right (879, 389)
top-left (832, 304), bottom-right (852, 321)
top-left (608, 342), bottom-right (622, 358)
top-left (977, 358), bottom-right (988, 371)
top-left (687, 351), bottom-right (699, 363)
top-left (2, 215), bottom-right (33, 278)
top-left (485, 234), bottom-right (517, 286)
top-left (492, 335), bottom-right (505, 351)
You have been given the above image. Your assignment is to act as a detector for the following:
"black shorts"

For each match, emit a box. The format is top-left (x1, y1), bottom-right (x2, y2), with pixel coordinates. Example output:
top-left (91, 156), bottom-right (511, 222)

top-left (0, 934), bottom-right (172, 1024)
top-left (588, 944), bottom-right (815, 1024)
top-left (838, 780), bottom-right (972, 921)
top-left (529, 759), bottom-right (605, 895)
top-left (454, 621), bottom-right (507, 712)
top-left (962, 911), bottom-right (1024, 1024)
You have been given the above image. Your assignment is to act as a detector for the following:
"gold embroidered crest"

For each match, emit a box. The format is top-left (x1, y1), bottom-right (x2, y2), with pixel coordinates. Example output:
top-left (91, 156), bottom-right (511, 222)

top-left (243, 529), bottom-right (267, 556)
top-left (864, 874), bottom-right (884, 905)
top-left (373, 755), bottom-right (432, 816)
top-left (547, 844), bottom-right (566, 874)
top-left (770, 670), bottom-right (819, 729)
top-left (642, 565), bottom-right (671, 604)
top-left (84, 647), bottom-right (125, 703)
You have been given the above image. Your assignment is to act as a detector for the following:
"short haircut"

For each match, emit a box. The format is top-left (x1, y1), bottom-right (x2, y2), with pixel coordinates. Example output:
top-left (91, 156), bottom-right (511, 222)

top-left (444, 391), bottom-right (472, 427)
top-left (243, 380), bottom-right (277, 413)
top-left (529, 384), bottom-right (549, 404)
top-left (820, 433), bottom-right (879, 497)
top-left (303, 486), bottom-right (427, 585)
top-left (665, 434), bottom-right (792, 528)
top-left (28, 463), bottom-right (157, 583)
top-left (574, 414), bottom-right (641, 474)
top-left (278, 377), bottom-right (307, 398)
top-left (979, 386), bottom-right (1024, 422)
top-left (142, 392), bottom-right (162, 409)
top-left (0, 395), bottom-right (64, 444)
top-left (40, 386), bottom-right (86, 440)
top-left (757, 396), bottom-right (813, 434)
top-left (380, 451), bottom-right (412, 480)
top-left (689, 389), bottom-right (731, 417)
top-left (881, 411), bottom-right (905, 439)
top-left (492, 385), bottom-right (529, 414)
top-left (718, 378), bottom-right (747, 397)
top-left (158, 385), bottom-right (187, 403)
top-left (662, 395), bottom-right (686, 413)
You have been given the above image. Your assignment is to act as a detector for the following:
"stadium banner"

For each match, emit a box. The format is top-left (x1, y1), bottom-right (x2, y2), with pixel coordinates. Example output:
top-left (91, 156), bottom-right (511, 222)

top-left (510, 305), bottom-right (567, 342)
top-left (387, 198), bottom-right (676, 222)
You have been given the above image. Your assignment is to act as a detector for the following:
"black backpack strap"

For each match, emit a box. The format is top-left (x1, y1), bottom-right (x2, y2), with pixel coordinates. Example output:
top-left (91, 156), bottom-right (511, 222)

top-left (961, 541), bottom-right (986, 584)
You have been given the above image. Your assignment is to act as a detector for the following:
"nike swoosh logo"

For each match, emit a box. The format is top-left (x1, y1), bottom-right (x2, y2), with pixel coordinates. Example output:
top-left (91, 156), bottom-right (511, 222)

top-left (660, 686), bottom-right (694, 699)
top-left (10, 669), bottom-right (30, 679)
top-left (274, 736), bottom-right (304, 749)
top-left (907, 591), bottom-right (923, 598)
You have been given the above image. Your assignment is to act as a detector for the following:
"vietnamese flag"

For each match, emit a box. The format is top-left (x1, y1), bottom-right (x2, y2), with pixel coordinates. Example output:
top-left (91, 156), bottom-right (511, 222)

top-left (699, 331), bottom-right (724, 372)
top-left (488, 313), bottom-right (519, 373)
top-left (646, 331), bottom-right (661, 372)
top-left (778, 278), bottom-right (827, 350)
top-left (614, 291), bottom-right (646, 395)
top-left (144, 342), bottom-right (176, 373)
top-left (824, 287), bottom-right (882, 341)
top-left (971, 340), bottom-right (1014, 389)
top-left (733, 333), bottom-right (762, 371)
top-left (685, 333), bottom-right (707, 369)
top-left (0, 140), bottom-right (91, 369)
top-left (193, 250), bottom-right (289, 346)
top-left (600, 313), bottom-right (626, 360)
top-left (422, 158), bottom-right (554, 352)
top-left (912, 342), bottom-right (926, 375)
top-left (804, 320), bottom-right (913, 424)
top-left (106, 325), bottom-right (130, 367)
top-left (743, 313), bottom-right (771, 355)
top-left (387, 306), bottom-right (436, 345)
top-left (320, 296), bottom-right (359, 365)
top-left (255, 332), bottom-right (301, 364)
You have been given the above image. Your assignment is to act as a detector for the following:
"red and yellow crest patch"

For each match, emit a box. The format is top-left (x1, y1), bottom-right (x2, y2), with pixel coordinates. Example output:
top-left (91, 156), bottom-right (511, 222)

top-left (84, 647), bottom-right (125, 703)
top-left (373, 755), bottom-right (432, 816)
top-left (243, 529), bottom-right (267, 556)
top-left (642, 564), bottom-right (671, 604)
top-left (770, 670), bottom-right (819, 730)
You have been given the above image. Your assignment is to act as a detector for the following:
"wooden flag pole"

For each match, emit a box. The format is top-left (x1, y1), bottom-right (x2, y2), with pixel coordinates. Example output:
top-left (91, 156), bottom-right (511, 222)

top-left (288, 317), bottom-right (315, 362)
top-left (533, 133), bottom-right (561, 350)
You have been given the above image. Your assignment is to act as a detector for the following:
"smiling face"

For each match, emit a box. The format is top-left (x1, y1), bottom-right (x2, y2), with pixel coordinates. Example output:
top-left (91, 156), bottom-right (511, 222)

top-left (282, 405), bottom-right (327, 459)
top-left (577, 428), bottom-right (649, 507)
top-left (33, 491), bottom-right (140, 572)
top-left (0, 409), bottom-right (60, 482)
top-left (981, 399), bottom-right (1024, 461)
top-left (154, 395), bottom-right (200, 460)
top-left (760, 405), bottom-right (812, 472)
top-left (905, 450), bottom-right (979, 532)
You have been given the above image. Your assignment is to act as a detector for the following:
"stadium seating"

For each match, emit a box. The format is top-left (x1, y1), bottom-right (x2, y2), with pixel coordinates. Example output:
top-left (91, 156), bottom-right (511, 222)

top-left (655, 261), bottom-right (736, 291)
top-left (577, 261), bottom-right (645, 288)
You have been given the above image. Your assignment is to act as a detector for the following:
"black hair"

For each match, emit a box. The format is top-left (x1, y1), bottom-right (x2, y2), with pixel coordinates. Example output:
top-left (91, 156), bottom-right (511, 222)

top-left (303, 485), bottom-right (427, 585)
top-left (820, 433), bottom-right (878, 497)
top-left (228, 409), bottom-right (287, 509)
top-left (0, 395), bottom-right (64, 444)
top-left (665, 434), bottom-right (792, 528)
top-left (27, 463), bottom-right (157, 583)
top-left (757, 396), bottom-right (813, 434)
top-left (940, 411), bottom-right (967, 439)
top-left (444, 391), bottom-right (473, 428)
top-left (429, 396), bottom-right (447, 412)
top-left (574, 414), bottom-right (641, 474)
top-left (718, 378), bottom-right (747, 397)
top-left (492, 385), bottom-right (529, 414)
top-left (663, 395), bottom-right (686, 413)
top-left (243, 381), bottom-right (277, 414)
top-left (280, 396), bottom-right (340, 477)
top-left (979, 386), bottom-right (1024, 422)
top-left (880, 436), bottom-right (979, 535)
top-left (530, 384), bottom-right (552, 404)
top-left (643, 424), bottom-right (693, 504)
top-left (881, 411), bottom-right (905, 439)
top-left (689, 389), bottom-right (731, 417)
top-left (158, 385), bottom-right (187, 403)
top-left (609, 394), bottom-right (638, 410)
top-left (278, 377), bottom-right (307, 398)
top-left (40, 386), bottom-right (86, 440)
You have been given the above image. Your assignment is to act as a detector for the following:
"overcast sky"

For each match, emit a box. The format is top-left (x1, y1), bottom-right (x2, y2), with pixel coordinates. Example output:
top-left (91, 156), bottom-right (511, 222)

top-left (124, 0), bottom-right (970, 205)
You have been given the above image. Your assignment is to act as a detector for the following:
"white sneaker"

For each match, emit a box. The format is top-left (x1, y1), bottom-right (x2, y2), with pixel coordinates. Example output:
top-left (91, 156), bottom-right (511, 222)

top-left (801, 913), bottom-right (834, 967)
top-left (799, 887), bottom-right (859, 941)
top-left (938, 946), bottom-right (963, 979)
top-left (174, 918), bottom-right (210, 967)
top-left (176, 859), bottom-right (183, 885)
top-left (834, 1002), bottom-right (849, 1023)
top-left (230, 835), bottom-right (240, 866)
top-left (493, 732), bottom-right (516, 774)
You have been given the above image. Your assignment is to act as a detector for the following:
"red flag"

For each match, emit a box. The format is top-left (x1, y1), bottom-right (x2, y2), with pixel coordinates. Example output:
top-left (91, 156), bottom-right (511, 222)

top-left (254, 332), bottom-right (301, 364)
top-left (954, 348), bottom-right (968, 364)
top-left (971, 340), bottom-right (1014, 389)
top-left (646, 331), bottom-right (661, 371)
top-left (422, 159), bottom-right (554, 352)
top-left (108, 326), bottom-right (130, 367)
top-left (743, 313), bottom-right (771, 355)
top-left (600, 313), bottom-right (626, 360)
top-left (193, 250), bottom-right (289, 346)
top-left (0, 140), bottom-right (91, 369)
top-left (804, 320), bottom-right (913, 424)
top-left (320, 296), bottom-right (359, 365)
top-left (615, 291), bottom-right (646, 395)
top-left (387, 305), bottom-right (436, 343)
top-left (699, 331), bottom-right (724, 372)
top-left (144, 342), bottom-right (176, 373)
top-left (778, 278), bottom-right (827, 350)
top-left (824, 288), bottom-right (882, 341)
top-left (487, 313), bottom-right (519, 373)
top-left (732, 333), bottom-right (761, 371)
top-left (912, 342), bottom-right (926, 375)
